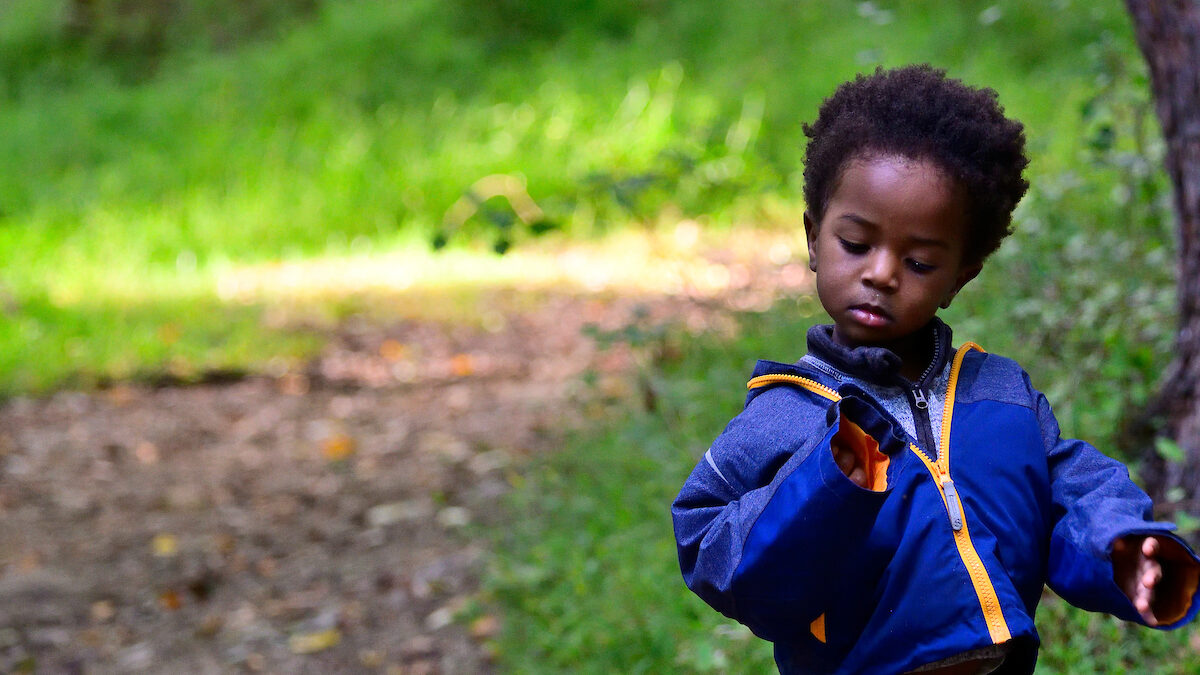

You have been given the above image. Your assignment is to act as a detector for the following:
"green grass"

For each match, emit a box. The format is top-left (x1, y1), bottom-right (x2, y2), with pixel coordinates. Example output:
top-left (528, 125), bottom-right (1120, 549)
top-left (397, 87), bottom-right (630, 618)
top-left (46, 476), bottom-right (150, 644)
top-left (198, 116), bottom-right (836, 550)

top-left (0, 288), bottom-right (320, 392)
top-left (0, 0), bottom-right (1155, 396)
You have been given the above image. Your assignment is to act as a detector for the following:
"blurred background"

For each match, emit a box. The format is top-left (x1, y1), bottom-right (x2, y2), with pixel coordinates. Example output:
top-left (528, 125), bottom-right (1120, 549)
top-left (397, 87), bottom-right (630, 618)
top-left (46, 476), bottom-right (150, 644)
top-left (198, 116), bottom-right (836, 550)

top-left (0, 0), bottom-right (1193, 672)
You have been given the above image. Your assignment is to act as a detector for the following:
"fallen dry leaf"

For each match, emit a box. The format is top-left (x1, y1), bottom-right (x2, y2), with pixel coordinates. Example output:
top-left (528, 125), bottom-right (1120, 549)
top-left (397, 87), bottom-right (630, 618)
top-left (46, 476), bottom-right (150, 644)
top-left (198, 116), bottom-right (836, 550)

top-left (469, 614), bottom-right (499, 640)
top-left (289, 628), bottom-right (342, 654)
top-left (159, 590), bottom-right (182, 611)
top-left (105, 385), bottom-right (137, 406)
top-left (151, 534), bottom-right (178, 557)
top-left (320, 434), bottom-right (356, 462)
top-left (450, 353), bottom-right (474, 377)
top-left (90, 600), bottom-right (115, 623)
top-left (134, 441), bottom-right (159, 464)
top-left (379, 339), bottom-right (408, 362)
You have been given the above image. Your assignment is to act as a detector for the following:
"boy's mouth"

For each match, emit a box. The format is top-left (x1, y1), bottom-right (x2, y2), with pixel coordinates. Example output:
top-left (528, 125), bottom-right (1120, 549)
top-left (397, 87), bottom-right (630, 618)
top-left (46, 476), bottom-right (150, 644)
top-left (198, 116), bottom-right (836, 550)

top-left (848, 303), bottom-right (893, 327)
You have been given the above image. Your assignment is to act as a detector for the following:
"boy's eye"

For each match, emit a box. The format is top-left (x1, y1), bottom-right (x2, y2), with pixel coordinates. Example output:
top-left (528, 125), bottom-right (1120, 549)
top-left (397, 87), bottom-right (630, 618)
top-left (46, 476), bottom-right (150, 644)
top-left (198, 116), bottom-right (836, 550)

top-left (837, 238), bottom-right (868, 254)
top-left (906, 259), bottom-right (937, 274)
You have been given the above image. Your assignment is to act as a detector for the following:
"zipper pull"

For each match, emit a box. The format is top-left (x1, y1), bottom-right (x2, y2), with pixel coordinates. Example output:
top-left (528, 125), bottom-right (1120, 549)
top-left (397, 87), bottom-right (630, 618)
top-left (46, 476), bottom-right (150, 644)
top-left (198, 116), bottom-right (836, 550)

top-left (912, 388), bottom-right (929, 409)
top-left (941, 477), bottom-right (964, 531)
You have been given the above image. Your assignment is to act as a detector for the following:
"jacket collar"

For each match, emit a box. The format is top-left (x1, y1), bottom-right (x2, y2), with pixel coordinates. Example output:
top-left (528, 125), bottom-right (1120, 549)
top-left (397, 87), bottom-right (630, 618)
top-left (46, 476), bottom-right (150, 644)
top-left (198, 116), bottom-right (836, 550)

top-left (805, 317), bottom-right (953, 389)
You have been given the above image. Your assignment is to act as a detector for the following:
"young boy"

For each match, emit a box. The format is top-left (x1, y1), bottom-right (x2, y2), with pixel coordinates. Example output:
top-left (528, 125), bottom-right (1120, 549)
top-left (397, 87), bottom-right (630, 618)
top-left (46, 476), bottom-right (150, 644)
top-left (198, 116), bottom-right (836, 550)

top-left (672, 65), bottom-right (1200, 674)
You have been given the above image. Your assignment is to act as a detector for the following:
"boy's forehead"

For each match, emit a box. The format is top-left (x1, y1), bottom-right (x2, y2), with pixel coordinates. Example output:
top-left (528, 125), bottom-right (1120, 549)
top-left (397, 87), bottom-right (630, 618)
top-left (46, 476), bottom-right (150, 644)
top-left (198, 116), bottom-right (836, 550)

top-left (826, 149), bottom-right (951, 199)
top-left (840, 152), bottom-right (958, 189)
top-left (842, 153), bottom-right (961, 196)
top-left (825, 155), bottom-right (970, 243)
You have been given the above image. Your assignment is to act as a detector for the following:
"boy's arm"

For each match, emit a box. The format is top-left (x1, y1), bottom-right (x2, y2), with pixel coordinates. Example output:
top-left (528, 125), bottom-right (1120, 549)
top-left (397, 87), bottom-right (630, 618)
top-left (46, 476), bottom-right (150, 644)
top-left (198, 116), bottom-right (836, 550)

top-left (672, 393), bottom-right (906, 642)
top-left (1035, 383), bottom-right (1200, 628)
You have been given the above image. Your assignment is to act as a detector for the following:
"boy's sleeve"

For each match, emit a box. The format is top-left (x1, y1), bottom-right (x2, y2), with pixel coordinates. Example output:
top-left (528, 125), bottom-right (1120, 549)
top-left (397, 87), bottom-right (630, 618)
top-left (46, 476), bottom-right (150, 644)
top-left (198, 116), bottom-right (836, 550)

top-left (671, 392), bottom-right (907, 642)
top-left (1036, 379), bottom-right (1200, 628)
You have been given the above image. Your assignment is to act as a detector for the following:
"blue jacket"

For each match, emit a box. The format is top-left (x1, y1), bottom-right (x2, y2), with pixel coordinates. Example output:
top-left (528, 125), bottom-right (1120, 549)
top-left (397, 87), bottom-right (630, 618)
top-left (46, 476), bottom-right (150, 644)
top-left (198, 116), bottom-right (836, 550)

top-left (672, 320), bottom-right (1200, 674)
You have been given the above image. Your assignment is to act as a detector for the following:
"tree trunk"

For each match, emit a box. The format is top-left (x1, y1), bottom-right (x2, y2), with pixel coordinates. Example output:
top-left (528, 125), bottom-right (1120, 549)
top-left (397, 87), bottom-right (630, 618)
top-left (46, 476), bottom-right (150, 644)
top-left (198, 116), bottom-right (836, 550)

top-left (1124, 0), bottom-right (1200, 516)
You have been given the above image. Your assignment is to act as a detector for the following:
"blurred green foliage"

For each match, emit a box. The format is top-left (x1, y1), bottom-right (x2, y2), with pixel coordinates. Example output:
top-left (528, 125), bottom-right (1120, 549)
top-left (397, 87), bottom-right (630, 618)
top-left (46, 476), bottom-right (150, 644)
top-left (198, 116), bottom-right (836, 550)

top-left (0, 0), bottom-right (318, 89)
top-left (0, 0), bottom-right (1162, 394)
top-left (449, 0), bottom-right (660, 47)
top-left (944, 29), bottom-right (1177, 464)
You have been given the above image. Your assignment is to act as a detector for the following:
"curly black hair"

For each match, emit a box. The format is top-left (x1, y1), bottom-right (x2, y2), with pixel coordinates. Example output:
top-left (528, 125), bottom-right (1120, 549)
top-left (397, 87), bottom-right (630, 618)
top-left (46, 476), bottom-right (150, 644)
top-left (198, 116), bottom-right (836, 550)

top-left (803, 65), bottom-right (1029, 263)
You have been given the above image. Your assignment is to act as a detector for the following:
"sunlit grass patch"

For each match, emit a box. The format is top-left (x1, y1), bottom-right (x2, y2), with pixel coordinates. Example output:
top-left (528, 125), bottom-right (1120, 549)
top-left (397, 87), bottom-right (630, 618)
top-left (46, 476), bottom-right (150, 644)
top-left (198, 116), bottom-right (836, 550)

top-left (0, 223), bottom-right (810, 397)
top-left (0, 290), bottom-right (320, 396)
top-left (216, 224), bottom-right (808, 302)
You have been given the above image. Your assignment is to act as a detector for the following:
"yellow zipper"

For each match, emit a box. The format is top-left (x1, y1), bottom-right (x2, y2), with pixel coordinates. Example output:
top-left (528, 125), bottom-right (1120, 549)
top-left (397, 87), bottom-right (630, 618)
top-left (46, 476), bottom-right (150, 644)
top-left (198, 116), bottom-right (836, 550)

top-left (750, 345), bottom-right (1012, 644)
top-left (915, 342), bottom-right (1011, 644)
top-left (747, 373), bottom-right (840, 401)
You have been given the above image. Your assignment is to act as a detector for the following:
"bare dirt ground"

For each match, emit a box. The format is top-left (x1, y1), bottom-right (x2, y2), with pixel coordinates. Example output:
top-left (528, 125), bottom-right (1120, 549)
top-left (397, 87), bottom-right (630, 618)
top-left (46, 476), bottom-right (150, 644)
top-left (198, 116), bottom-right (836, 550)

top-left (0, 228), bottom-right (809, 674)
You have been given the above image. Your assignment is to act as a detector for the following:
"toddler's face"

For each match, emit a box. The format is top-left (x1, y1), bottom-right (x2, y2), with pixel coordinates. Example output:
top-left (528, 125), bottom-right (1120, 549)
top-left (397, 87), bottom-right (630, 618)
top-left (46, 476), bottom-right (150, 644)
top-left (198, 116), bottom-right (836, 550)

top-left (805, 155), bottom-right (980, 355)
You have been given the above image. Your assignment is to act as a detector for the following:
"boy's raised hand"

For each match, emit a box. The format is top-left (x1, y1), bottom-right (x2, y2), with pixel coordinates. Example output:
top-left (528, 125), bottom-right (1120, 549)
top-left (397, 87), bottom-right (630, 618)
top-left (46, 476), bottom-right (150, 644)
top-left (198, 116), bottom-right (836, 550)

top-left (1112, 534), bottom-right (1200, 626)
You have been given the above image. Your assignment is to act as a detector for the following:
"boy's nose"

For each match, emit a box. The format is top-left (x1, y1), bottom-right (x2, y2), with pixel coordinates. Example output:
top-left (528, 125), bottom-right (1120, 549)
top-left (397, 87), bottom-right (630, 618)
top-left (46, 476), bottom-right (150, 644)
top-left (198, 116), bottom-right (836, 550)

top-left (862, 253), bottom-right (900, 292)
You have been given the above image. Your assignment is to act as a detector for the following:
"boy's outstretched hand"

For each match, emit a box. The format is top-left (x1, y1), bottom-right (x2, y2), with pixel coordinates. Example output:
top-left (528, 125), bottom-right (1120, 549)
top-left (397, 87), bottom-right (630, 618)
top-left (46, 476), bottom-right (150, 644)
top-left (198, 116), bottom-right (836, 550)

top-left (1112, 534), bottom-right (1200, 626)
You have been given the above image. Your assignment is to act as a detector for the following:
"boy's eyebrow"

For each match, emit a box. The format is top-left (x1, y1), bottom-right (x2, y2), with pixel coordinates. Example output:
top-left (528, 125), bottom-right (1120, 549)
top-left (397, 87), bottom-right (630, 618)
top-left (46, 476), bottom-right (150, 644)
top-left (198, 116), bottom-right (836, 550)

top-left (837, 212), bottom-right (951, 249)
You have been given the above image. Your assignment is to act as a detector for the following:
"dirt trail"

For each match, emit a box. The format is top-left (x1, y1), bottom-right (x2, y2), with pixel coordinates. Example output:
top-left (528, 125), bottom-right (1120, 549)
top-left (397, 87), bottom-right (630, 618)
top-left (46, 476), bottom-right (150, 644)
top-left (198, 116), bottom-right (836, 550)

top-left (0, 230), bottom-right (809, 673)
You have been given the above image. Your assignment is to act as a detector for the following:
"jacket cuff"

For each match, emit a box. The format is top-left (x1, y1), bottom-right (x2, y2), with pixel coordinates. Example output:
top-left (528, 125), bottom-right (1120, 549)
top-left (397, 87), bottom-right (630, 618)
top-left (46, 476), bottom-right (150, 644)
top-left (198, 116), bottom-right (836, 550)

top-left (1054, 527), bottom-right (1200, 628)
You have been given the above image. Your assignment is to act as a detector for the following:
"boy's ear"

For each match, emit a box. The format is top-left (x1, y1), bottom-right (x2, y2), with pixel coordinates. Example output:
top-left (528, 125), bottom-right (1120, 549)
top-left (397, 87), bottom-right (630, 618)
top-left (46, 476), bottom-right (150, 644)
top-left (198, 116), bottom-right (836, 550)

top-left (941, 262), bottom-right (982, 309)
top-left (804, 211), bottom-right (818, 272)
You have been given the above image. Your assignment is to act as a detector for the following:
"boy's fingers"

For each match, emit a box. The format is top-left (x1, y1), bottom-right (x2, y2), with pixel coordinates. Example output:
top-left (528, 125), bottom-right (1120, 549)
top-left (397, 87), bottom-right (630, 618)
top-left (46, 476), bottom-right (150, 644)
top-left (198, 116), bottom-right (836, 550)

top-left (1143, 562), bottom-right (1162, 588)
top-left (1134, 574), bottom-right (1157, 623)
top-left (848, 467), bottom-right (867, 488)
top-left (834, 446), bottom-right (855, 475)
top-left (1143, 537), bottom-right (1160, 558)
top-left (1136, 594), bottom-right (1150, 614)
top-left (1141, 600), bottom-right (1159, 626)
top-left (1136, 557), bottom-right (1161, 625)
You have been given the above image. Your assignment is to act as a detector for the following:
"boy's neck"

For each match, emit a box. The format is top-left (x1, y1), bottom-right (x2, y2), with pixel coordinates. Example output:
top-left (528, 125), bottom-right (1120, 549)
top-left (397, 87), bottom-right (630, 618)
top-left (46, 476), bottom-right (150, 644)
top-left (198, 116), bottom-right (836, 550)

top-left (816, 319), bottom-right (949, 388)
top-left (889, 333), bottom-right (936, 383)
top-left (832, 329), bottom-right (932, 382)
